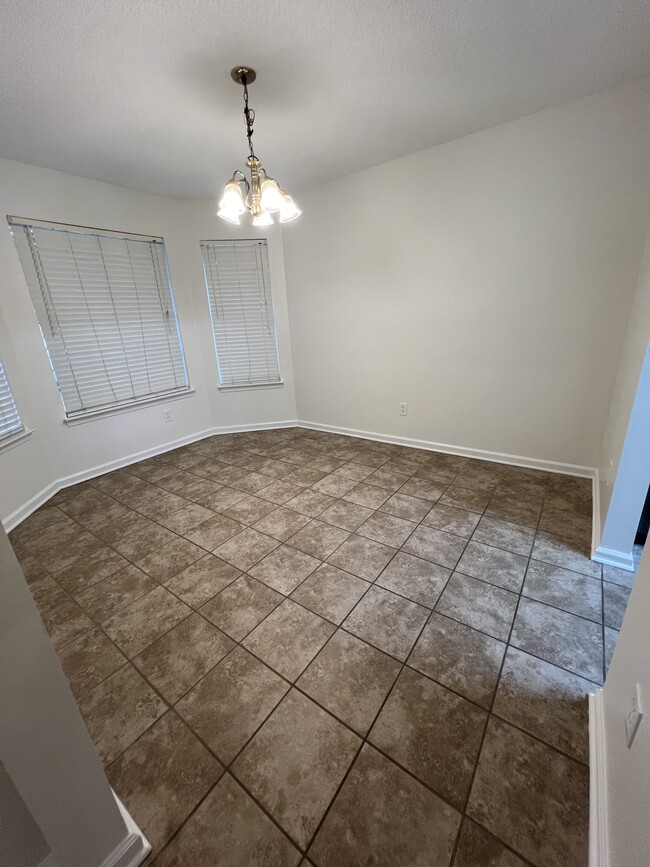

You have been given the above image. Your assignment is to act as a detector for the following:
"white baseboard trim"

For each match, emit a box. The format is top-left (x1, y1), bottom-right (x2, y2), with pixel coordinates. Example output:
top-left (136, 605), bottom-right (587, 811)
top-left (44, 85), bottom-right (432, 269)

top-left (2, 420), bottom-right (298, 532)
top-left (589, 690), bottom-right (610, 867)
top-left (591, 471), bottom-right (601, 560)
top-left (296, 420), bottom-right (597, 478)
top-left (592, 546), bottom-right (636, 572)
top-left (98, 790), bottom-right (150, 867)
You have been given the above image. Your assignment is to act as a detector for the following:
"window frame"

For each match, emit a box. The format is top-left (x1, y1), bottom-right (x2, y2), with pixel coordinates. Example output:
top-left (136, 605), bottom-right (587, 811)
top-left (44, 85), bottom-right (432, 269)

top-left (0, 357), bottom-right (31, 452)
top-left (8, 216), bottom-right (191, 421)
top-left (200, 238), bottom-right (283, 391)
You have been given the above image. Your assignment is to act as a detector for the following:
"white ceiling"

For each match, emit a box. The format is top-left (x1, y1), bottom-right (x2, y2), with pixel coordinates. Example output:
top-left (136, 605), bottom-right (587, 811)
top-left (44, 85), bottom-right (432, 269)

top-left (1, 0), bottom-right (649, 199)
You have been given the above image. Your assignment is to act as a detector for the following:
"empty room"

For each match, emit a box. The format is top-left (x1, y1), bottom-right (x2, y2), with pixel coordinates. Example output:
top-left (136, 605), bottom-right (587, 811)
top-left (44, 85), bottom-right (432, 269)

top-left (1, 2), bottom-right (650, 866)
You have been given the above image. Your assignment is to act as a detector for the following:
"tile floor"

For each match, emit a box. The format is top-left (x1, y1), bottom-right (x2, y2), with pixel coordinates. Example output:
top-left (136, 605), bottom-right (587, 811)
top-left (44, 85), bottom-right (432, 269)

top-left (9, 427), bottom-right (638, 866)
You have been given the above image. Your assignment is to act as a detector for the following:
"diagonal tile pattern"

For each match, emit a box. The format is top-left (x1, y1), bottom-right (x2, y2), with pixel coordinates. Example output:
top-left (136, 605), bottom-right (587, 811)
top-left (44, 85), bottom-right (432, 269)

top-left (10, 426), bottom-right (619, 865)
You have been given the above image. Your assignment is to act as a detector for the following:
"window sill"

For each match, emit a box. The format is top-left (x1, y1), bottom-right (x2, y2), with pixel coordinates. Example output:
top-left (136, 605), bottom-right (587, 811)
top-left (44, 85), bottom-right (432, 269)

top-left (63, 389), bottom-right (196, 426)
top-left (218, 381), bottom-right (284, 393)
top-left (0, 427), bottom-right (35, 455)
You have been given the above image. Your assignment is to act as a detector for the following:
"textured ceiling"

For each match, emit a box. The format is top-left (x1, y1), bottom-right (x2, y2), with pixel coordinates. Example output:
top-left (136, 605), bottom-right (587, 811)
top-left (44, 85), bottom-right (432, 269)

top-left (1, 0), bottom-right (649, 199)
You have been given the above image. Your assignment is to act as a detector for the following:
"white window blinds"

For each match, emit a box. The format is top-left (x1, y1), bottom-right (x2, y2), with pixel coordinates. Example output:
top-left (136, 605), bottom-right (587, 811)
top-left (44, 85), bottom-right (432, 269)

top-left (9, 219), bottom-right (189, 418)
top-left (200, 239), bottom-right (281, 388)
top-left (0, 359), bottom-right (24, 442)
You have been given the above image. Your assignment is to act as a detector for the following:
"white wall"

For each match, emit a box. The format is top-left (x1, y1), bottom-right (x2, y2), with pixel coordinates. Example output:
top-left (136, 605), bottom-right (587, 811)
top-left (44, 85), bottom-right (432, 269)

top-left (596, 226), bottom-right (650, 564)
top-left (0, 159), bottom-right (296, 526)
top-left (601, 543), bottom-right (650, 865)
top-left (282, 78), bottom-right (650, 470)
top-left (0, 762), bottom-right (49, 867)
top-left (0, 526), bottom-right (137, 867)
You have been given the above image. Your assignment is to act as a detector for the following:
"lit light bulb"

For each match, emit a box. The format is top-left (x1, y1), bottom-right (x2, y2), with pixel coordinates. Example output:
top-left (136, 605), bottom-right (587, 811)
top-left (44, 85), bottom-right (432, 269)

top-left (252, 211), bottom-right (274, 227)
top-left (260, 177), bottom-right (284, 213)
top-left (278, 194), bottom-right (301, 223)
top-left (218, 179), bottom-right (246, 216)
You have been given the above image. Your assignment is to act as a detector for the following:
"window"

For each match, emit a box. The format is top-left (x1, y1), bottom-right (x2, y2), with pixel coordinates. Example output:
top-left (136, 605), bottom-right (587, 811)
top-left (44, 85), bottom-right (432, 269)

top-left (200, 239), bottom-right (281, 388)
top-left (9, 218), bottom-right (189, 418)
top-left (0, 358), bottom-right (24, 443)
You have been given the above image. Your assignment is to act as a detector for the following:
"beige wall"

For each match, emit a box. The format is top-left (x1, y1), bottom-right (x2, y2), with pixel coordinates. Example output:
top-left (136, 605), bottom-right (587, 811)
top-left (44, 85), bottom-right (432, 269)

top-left (0, 159), bottom-right (296, 526)
top-left (283, 78), bottom-right (650, 469)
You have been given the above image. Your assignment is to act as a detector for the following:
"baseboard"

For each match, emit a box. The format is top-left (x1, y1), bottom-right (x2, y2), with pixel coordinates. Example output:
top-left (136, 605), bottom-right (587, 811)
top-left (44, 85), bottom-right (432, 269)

top-left (296, 420), bottom-right (597, 478)
top-left (589, 690), bottom-right (610, 867)
top-left (2, 420), bottom-right (298, 532)
top-left (591, 471), bottom-right (601, 560)
top-left (99, 790), bottom-right (150, 867)
top-left (592, 546), bottom-right (635, 572)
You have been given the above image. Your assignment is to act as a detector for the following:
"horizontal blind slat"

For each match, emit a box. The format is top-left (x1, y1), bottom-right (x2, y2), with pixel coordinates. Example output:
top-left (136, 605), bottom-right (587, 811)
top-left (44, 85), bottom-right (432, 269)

top-left (10, 221), bottom-right (189, 416)
top-left (200, 239), bottom-right (281, 387)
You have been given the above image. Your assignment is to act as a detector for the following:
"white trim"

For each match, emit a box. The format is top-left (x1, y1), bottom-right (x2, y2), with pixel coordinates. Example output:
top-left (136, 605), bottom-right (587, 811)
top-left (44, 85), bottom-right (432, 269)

top-left (593, 546), bottom-right (636, 572)
top-left (295, 420), bottom-right (597, 478)
top-left (0, 426), bottom-right (34, 454)
top-left (589, 690), bottom-right (610, 867)
top-left (218, 381), bottom-right (284, 392)
top-left (98, 790), bottom-right (150, 867)
top-left (591, 470), bottom-right (601, 559)
top-left (4, 419), bottom-right (601, 532)
top-left (2, 420), bottom-right (298, 532)
top-left (63, 389), bottom-right (195, 426)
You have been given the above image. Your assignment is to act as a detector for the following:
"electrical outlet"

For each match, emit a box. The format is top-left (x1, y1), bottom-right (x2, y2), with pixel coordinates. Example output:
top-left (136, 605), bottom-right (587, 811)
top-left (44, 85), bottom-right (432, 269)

top-left (625, 683), bottom-right (644, 749)
top-left (399, 402), bottom-right (408, 417)
top-left (163, 408), bottom-right (172, 423)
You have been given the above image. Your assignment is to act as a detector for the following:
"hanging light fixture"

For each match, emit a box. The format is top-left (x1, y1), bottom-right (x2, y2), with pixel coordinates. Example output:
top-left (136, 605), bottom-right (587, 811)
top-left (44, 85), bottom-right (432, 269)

top-left (217, 67), bottom-right (301, 227)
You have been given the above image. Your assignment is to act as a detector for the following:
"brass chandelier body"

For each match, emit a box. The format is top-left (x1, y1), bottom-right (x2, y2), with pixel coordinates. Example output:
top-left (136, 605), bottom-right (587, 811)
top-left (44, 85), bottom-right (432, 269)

top-left (217, 67), bottom-right (301, 227)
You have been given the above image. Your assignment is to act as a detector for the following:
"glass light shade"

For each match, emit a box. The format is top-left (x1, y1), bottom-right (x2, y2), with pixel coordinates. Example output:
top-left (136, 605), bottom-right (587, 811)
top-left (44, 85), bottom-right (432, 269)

top-left (217, 207), bottom-right (241, 225)
top-left (260, 177), bottom-right (284, 213)
top-left (278, 194), bottom-right (301, 223)
top-left (219, 180), bottom-right (246, 215)
top-left (252, 211), bottom-right (274, 227)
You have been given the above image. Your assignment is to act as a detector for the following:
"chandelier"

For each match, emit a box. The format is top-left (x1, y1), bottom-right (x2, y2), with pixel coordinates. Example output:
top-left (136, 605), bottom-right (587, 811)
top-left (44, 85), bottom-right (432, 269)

top-left (217, 67), bottom-right (301, 227)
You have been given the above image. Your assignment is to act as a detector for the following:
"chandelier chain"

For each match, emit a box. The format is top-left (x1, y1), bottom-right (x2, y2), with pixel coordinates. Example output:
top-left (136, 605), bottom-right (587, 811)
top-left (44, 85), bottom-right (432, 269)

top-left (241, 75), bottom-right (256, 161)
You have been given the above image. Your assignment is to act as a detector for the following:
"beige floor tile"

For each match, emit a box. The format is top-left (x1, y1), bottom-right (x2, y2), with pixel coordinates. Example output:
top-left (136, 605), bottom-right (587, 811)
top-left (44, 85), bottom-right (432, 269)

top-left (309, 744), bottom-right (460, 867)
top-left (243, 599), bottom-right (335, 680)
top-left (409, 612), bottom-right (505, 708)
top-left (436, 573), bottom-right (518, 641)
top-left (133, 613), bottom-right (235, 703)
top-left (249, 544), bottom-right (320, 594)
top-left (370, 667), bottom-right (487, 808)
top-left (523, 560), bottom-right (602, 622)
top-left (343, 585), bottom-right (429, 661)
top-left (511, 597), bottom-right (603, 683)
top-left (58, 626), bottom-right (126, 699)
top-left (402, 525), bottom-right (467, 569)
top-left (454, 819), bottom-right (527, 867)
top-left (290, 564), bottom-right (369, 624)
top-left (153, 773), bottom-right (301, 867)
top-left (422, 503), bottom-right (480, 538)
top-left (493, 647), bottom-right (590, 763)
top-left (375, 551), bottom-right (450, 607)
top-left (163, 554), bottom-right (240, 608)
top-left (327, 534), bottom-right (395, 581)
top-left (176, 646), bottom-right (289, 763)
top-left (232, 690), bottom-right (360, 849)
top-left (467, 717), bottom-right (589, 867)
top-left (102, 586), bottom-right (191, 657)
top-left (456, 541), bottom-right (528, 592)
top-left (251, 507), bottom-right (311, 541)
top-left (107, 712), bottom-right (222, 858)
top-left (78, 664), bottom-right (166, 765)
top-left (200, 574), bottom-right (283, 641)
top-left (297, 630), bottom-right (401, 735)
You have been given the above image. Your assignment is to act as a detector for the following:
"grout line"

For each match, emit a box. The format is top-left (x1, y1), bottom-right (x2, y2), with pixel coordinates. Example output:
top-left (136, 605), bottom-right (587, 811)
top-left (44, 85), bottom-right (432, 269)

top-left (15, 426), bottom-right (598, 864)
